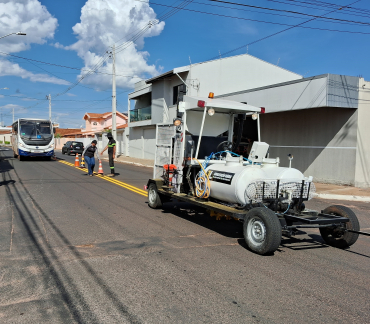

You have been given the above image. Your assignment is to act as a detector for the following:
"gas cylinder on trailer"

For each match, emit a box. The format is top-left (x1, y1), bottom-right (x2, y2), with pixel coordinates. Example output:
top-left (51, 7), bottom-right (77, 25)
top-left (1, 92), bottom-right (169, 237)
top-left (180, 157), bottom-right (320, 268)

top-left (204, 156), bottom-right (305, 205)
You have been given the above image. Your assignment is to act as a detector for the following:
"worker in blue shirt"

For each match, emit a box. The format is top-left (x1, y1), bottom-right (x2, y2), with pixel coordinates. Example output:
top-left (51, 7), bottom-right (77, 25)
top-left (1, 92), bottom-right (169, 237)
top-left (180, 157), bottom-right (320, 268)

top-left (101, 132), bottom-right (116, 177)
top-left (82, 140), bottom-right (100, 176)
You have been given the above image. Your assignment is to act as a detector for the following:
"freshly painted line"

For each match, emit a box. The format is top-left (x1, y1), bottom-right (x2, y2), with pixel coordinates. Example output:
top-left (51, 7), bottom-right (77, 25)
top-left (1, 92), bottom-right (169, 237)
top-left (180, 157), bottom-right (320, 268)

top-left (58, 160), bottom-right (147, 197)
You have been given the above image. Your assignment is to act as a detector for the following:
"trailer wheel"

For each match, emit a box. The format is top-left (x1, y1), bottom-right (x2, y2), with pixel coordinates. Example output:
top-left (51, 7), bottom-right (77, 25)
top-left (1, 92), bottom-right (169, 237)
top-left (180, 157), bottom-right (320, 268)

top-left (148, 183), bottom-right (163, 209)
top-left (320, 205), bottom-right (359, 248)
top-left (243, 207), bottom-right (282, 255)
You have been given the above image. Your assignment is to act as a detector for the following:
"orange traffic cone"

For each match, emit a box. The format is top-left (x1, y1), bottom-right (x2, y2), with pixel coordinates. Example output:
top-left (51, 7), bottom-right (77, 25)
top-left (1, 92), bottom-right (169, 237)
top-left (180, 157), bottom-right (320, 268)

top-left (74, 153), bottom-right (80, 167)
top-left (98, 159), bottom-right (104, 175)
top-left (80, 156), bottom-right (86, 168)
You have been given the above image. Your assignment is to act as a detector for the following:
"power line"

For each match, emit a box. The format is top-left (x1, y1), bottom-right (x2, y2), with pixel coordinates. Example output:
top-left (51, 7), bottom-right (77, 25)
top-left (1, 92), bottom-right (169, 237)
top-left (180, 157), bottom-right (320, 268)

top-left (138, 1), bottom-right (370, 35)
top-left (180, 0), bottom-right (366, 27)
top-left (210, 0), bottom-right (362, 59)
top-left (206, 0), bottom-right (370, 26)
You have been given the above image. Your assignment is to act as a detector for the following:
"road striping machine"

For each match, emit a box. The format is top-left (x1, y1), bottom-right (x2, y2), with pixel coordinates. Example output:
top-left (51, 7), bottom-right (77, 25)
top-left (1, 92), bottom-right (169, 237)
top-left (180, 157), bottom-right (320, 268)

top-left (146, 93), bottom-right (369, 255)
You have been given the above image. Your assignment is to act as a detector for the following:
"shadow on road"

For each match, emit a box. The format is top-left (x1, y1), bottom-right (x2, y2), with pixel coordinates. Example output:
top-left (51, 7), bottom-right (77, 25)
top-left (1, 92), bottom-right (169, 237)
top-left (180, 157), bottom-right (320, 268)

top-left (159, 200), bottom-right (370, 256)
top-left (2, 157), bottom-right (141, 323)
top-left (308, 233), bottom-right (370, 258)
top-left (17, 156), bottom-right (56, 162)
top-left (161, 200), bottom-right (244, 240)
top-left (0, 156), bottom-right (14, 173)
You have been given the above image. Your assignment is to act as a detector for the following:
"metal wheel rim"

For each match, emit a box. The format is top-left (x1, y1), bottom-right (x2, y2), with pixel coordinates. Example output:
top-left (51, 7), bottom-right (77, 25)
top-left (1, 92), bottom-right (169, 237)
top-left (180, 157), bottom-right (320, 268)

top-left (148, 188), bottom-right (156, 204)
top-left (247, 217), bottom-right (266, 246)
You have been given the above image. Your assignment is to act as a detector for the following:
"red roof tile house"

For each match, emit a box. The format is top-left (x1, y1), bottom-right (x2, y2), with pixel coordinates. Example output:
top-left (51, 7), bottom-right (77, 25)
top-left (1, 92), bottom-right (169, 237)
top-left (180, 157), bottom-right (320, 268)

top-left (54, 112), bottom-right (129, 155)
top-left (82, 111), bottom-right (128, 137)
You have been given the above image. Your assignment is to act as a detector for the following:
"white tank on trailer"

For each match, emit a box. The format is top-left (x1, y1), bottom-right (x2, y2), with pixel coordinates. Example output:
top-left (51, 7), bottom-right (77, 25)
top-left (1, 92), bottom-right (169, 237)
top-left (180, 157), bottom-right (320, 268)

top-left (205, 156), bottom-right (306, 205)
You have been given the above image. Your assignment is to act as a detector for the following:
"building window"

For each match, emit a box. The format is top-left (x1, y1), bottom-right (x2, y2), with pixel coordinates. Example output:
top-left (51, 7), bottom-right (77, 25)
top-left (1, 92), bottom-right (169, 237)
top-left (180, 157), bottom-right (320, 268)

top-left (173, 84), bottom-right (186, 105)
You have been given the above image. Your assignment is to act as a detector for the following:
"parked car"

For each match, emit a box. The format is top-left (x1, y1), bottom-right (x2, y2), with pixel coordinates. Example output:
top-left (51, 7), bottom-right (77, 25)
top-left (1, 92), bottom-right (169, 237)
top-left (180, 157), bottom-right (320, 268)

top-left (62, 141), bottom-right (84, 155)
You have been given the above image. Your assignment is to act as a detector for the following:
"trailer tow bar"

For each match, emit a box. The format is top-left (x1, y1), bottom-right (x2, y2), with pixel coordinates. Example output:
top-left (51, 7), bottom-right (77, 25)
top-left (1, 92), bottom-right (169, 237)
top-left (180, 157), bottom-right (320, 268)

top-left (345, 229), bottom-right (370, 237)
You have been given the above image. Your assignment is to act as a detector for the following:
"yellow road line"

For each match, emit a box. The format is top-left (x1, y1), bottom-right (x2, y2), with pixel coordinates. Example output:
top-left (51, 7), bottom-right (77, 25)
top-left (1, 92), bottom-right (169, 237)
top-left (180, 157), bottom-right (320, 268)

top-left (58, 160), bottom-right (147, 197)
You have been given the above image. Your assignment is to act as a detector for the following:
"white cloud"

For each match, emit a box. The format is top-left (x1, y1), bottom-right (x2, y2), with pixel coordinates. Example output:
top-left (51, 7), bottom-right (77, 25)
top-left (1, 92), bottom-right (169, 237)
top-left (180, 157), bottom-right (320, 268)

top-left (0, 0), bottom-right (58, 53)
top-left (52, 42), bottom-right (66, 49)
top-left (66, 93), bottom-right (77, 97)
top-left (1, 103), bottom-right (25, 115)
top-left (2, 103), bottom-right (19, 109)
top-left (0, 1), bottom-right (67, 85)
top-left (63, 0), bottom-right (165, 90)
top-left (0, 59), bottom-right (70, 85)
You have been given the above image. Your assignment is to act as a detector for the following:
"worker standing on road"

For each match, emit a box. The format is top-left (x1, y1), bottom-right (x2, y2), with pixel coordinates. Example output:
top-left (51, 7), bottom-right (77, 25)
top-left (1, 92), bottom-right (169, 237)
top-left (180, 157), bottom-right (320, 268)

top-left (101, 132), bottom-right (116, 177)
top-left (82, 140), bottom-right (100, 176)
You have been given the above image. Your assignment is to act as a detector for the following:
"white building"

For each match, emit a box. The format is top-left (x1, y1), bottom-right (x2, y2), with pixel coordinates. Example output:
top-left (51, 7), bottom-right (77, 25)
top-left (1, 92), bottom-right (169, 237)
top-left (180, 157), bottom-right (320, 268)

top-left (127, 54), bottom-right (370, 187)
top-left (128, 54), bottom-right (301, 160)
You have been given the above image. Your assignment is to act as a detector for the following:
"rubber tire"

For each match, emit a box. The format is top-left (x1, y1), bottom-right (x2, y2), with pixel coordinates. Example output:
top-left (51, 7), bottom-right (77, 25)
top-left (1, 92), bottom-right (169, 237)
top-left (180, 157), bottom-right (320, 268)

top-left (243, 207), bottom-right (282, 255)
top-left (62, 150), bottom-right (65, 155)
top-left (320, 205), bottom-right (360, 248)
top-left (18, 155), bottom-right (24, 161)
top-left (67, 150), bottom-right (70, 156)
top-left (148, 183), bottom-right (163, 209)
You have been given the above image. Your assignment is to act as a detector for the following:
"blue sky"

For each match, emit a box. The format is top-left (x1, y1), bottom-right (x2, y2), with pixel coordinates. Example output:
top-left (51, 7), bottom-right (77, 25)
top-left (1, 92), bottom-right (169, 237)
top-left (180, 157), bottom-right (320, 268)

top-left (0, 0), bottom-right (369, 128)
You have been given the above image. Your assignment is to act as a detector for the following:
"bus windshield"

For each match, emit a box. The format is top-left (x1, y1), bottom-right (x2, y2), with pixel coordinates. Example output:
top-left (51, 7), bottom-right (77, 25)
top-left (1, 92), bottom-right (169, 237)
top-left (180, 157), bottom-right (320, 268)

top-left (20, 120), bottom-right (52, 139)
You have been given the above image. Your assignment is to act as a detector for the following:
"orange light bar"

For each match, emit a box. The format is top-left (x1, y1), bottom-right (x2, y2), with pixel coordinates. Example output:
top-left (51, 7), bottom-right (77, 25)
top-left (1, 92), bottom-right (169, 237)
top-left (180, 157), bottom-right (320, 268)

top-left (208, 92), bottom-right (214, 99)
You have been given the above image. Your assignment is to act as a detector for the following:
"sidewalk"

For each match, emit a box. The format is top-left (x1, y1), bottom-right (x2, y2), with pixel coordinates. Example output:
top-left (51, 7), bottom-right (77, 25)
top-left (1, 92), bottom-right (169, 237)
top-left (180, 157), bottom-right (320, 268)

top-left (314, 183), bottom-right (370, 202)
top-left (107, 155), bottom-right (154, 168)
top-left (110, 155), bottom-right (370, 202)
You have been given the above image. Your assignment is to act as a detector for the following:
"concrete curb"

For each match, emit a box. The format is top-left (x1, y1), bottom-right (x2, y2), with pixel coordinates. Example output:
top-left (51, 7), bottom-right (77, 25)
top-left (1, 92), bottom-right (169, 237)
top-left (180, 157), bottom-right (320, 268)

top-left (315, 193), bottom-right (370, 202)
top-left (101, 157), bottom-right (153, 169)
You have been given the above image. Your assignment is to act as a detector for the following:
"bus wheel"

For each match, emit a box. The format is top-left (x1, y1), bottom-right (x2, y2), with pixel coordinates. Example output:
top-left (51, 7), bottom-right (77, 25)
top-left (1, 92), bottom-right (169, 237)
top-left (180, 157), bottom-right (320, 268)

top-left (18, 155), bottom-right (24, 161)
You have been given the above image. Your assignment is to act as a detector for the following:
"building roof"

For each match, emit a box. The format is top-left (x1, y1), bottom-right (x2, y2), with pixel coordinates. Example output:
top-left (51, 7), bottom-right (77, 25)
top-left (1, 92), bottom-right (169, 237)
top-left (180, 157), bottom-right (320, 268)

top-left (217, 73), bottom-right (360, 113)
top-left (63, 124), bottom-right (127, 137)
top-left (83, 111), bottom-right (128, 120)
top-left (145, 65), bottom-right (190, 83)
top-left (54, 128), bottom-right (81, 137)
top-left (0, 126), bottom-right (12, 134)
top-left (144, 53), bottom-right (302, 85)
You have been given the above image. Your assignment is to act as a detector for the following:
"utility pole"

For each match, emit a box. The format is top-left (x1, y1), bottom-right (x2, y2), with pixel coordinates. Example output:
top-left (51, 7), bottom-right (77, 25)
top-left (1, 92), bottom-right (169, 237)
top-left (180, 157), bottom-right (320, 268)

top-left (112, 44), bottom-right (117, 140)
top-left (47, 94), bottom-right (52, 121)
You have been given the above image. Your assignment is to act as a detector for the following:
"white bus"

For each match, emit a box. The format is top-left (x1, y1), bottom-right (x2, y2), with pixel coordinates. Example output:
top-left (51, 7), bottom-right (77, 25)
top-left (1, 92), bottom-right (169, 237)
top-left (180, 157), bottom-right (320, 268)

top-left (12, 118), bottom-right (55, 161)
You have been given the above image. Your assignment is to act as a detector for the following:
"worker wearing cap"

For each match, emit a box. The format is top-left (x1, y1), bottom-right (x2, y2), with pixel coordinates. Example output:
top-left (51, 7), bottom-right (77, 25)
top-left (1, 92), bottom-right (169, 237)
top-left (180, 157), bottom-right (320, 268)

top-left (82, 139), bottom-right (100, 176)
top-left (101, 133), bottom-right (116, 177)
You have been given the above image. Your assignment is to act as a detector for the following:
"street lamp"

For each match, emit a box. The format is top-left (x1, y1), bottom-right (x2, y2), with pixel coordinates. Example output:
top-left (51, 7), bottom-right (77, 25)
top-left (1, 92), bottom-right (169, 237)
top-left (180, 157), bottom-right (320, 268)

top-left (0, 32), bottom-right (26, 40)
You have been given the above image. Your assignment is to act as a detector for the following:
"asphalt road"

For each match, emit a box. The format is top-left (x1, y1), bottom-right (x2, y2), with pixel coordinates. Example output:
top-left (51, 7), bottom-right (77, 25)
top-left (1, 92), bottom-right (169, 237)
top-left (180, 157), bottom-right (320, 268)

top-left (0, 148), bottom-right (369, 324)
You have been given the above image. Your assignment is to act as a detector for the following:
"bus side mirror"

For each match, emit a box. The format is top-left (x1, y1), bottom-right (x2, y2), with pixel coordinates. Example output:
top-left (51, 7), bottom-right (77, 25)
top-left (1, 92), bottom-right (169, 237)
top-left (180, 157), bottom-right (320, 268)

top-left (53, 128), bottom-right (56, 134)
